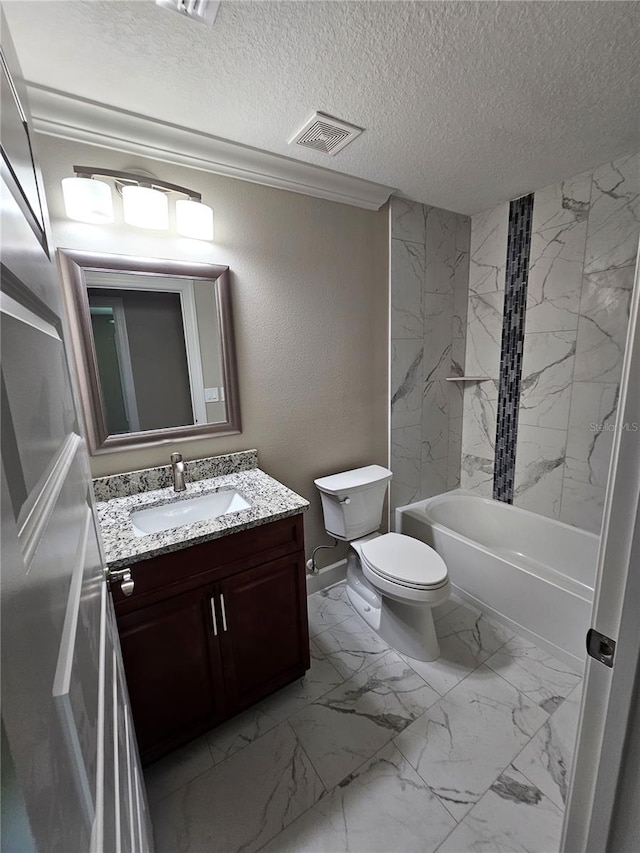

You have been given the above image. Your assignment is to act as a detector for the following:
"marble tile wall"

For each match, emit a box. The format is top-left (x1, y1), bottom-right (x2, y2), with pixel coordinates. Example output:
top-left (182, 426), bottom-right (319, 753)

top-left (461, 151), bottom-right (639, 533)
top-left (390, 198), bottom-right (471, 522)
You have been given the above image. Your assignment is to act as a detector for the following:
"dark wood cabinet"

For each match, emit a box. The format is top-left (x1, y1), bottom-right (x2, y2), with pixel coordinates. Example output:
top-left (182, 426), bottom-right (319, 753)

top-left (218, 554), bottom-right (309, 713)
top-left (111, 514), bottom-right (309, 764)
top-left (117, 588), bottom-right (224, 759)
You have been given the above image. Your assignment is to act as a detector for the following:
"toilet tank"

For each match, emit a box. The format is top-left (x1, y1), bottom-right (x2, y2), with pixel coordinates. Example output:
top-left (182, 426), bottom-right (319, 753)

top-left (314, 465), bottom-right (392, 541)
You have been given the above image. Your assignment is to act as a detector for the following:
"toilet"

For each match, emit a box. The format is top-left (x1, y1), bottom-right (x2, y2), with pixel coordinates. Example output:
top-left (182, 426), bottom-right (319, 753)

top-left (314, 465), bottom-right (450, 661)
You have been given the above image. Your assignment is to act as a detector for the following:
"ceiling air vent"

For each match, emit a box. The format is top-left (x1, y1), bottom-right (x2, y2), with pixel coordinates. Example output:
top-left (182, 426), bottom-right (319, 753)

top-left (155, 0), bottom-right (220, 25)
top-left (289, 112), bottom-right (364, 156)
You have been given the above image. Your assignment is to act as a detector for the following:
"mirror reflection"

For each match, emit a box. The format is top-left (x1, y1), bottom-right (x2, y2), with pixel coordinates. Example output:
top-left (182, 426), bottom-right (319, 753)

top-left (85, 271), bottom-right (226, 434)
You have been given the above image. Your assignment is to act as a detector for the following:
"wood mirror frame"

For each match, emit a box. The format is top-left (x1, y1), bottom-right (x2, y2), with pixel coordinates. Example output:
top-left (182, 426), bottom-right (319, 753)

top-left (58, 249), bottom-right (241, 455)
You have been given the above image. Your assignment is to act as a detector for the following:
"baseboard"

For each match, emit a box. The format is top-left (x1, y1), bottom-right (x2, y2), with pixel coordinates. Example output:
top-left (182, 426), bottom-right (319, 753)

top-left (306, 558), bottom-right (347, 595)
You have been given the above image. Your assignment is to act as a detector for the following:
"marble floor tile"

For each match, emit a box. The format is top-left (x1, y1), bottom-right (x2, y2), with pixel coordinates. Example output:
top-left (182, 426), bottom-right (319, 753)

top-left (144, 735), bottom-right (213, 805)
top-left (152, 722), bottom-right (324, 853)
top-left (513, 683), bottom-right (582, 809)
top-left (307, 581), bottom-right (353, 637)
top-left (438, 766), bottom-right (564, 853)
top-left (484, 634), bottom-right (583, 708)
top-left (207, 638), bottom-right (344, 764)
top-left (436, 603), bottom-right (514, 666)
top-left (207, 703), bottom-right (281, 766)
top-left (262, 742), bottom-right (456, 853)
top-left (394, 665), bottom-right (549, 820)
top-left (149, 591), bottom-right (585, 853)
top-left (289, 652), bottom-right (440, 790)
top-left (433, 598), bottom-right (462, 623)
top-left (313, 612), bottom-right (390, 679)
top-left (257, 638), bottom-right (345, 721)
top-left (397, 636), bottom-right (478, 698)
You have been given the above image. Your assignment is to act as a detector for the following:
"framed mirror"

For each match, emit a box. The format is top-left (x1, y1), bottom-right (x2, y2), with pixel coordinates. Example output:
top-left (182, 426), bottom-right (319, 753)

top-left (58, 249), bottom-right (241, 455)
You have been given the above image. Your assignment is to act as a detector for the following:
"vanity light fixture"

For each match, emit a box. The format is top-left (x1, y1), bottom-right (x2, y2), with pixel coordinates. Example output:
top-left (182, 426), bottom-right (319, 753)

top-left (122, 184), bottom-right (169, 231)
top-left (175, 198), bottom-right (214, 240)
top-left (61, 166), bottom-right (214, 240)
top-left (61, 176), bottom-right (114, 224)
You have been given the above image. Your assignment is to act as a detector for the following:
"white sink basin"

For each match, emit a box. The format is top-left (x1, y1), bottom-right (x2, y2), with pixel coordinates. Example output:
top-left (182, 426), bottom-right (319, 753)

top-left (130, 490), bottom-right (251, 537)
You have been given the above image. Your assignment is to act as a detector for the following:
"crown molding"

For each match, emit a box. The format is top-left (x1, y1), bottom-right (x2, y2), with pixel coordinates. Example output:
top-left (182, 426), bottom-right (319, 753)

top-left (27, 84), bottom-right (393, 211)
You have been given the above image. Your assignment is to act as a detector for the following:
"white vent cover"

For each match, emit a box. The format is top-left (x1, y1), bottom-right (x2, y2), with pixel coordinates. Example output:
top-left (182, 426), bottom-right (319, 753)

top-left (289, 112), bottom-right (364, 156)
top-left (155, 0), bottom-right (220, 25)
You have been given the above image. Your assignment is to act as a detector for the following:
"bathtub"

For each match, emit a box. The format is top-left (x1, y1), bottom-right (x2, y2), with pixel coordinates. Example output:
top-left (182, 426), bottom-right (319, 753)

top-left (396, 489), bottom-right (598, 666)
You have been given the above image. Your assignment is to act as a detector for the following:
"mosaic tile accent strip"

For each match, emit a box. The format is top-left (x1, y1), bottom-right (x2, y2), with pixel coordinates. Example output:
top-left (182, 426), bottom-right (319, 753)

top-left (494, 194), bottom-right (534, 502)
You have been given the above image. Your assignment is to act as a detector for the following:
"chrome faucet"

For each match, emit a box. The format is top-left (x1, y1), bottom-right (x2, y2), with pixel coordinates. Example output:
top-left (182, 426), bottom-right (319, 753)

top-left (171, 452), bottom-right (186, 492)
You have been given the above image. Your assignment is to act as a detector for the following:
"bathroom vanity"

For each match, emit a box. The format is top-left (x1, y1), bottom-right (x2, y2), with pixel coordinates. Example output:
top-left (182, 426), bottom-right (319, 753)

top-left (95, 452), bottom-right (310, 764)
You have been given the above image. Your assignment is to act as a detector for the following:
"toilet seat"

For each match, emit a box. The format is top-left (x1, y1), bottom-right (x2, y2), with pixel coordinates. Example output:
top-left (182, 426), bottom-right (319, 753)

top-left (360, 532), bottom-right (448, 590)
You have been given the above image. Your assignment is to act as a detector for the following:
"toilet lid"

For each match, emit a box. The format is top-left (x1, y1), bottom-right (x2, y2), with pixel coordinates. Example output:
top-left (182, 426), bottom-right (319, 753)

top-left (361, 533), bottom-right (448, 589)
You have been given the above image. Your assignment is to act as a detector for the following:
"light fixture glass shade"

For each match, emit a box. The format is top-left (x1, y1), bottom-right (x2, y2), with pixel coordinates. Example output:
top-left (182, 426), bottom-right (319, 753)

top-left (122, 185), bottom-right (169, 230)
top-left (62, 177), bottom-right (114, 224)
top-left (175, 199), bottom-right (214, 240)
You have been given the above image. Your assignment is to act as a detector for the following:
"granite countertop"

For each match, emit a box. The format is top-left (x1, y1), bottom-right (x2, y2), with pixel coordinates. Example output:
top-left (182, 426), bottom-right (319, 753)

top-left (96, 466), bottom-right (309, 569)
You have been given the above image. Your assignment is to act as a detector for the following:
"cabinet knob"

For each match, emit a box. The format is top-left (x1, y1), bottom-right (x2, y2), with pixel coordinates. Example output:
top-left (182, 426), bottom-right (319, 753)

top-left (106, 567), bottom-right (135, 597)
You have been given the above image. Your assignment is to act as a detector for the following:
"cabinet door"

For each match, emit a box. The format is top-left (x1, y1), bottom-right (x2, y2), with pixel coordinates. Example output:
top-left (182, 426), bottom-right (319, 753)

top-left (117, 587), bottom-right (222, 762)
top-left (218, 553), bottom-right (310, 713)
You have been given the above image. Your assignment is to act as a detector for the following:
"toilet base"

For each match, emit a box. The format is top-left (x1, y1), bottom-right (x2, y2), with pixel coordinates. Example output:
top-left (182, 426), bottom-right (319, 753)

top-left (379, 597), bottom-right (440, 662)
top-left (346, 552), bottom-right (381, 632)
top-left (345, 551), bottom-right (443, 662)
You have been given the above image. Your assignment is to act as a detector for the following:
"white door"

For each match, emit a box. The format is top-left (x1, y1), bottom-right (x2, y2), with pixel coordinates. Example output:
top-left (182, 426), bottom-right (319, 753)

top-left (562, 249), bottom-right (640, 852)
top-left (0, 14), bottom-right (151, 852)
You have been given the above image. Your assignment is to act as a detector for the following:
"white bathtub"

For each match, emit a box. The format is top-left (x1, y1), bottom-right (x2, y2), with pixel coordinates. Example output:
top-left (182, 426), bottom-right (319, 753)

top-left (396, 490), bottom-right (598, 666)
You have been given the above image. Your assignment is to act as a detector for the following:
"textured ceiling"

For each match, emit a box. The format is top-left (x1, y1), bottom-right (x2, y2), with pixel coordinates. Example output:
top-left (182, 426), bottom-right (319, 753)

top-left (5, 0), bottom-right (640, 214)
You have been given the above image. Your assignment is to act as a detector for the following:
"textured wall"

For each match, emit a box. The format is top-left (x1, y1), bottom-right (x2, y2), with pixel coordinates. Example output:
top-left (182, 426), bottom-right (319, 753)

top-left (389, 198), bottom-right (470, 522)
top-left (36, 134), bottom-right (389, 558)
top-left (461, 151), bottom-right (639, 533)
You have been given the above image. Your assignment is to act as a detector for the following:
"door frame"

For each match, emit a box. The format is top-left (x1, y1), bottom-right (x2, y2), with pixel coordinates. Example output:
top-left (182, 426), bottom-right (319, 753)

top-left (89, 295), bottom-right (141, 433)
top-left (562, 246), bottom-right (640, 851)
